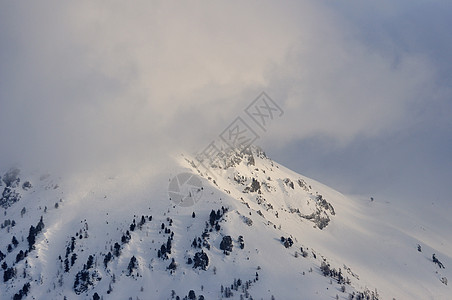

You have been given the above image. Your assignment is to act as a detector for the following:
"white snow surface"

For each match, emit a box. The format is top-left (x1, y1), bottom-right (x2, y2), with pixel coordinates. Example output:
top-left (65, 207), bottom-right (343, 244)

top-left (0, 147), bottom-right (450, 300)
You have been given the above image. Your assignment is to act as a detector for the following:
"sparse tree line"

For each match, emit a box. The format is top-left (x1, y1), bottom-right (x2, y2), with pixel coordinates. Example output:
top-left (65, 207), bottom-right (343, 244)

top-left (219, 272), bottom-right (260, 299)
top-left (320, 261), bottom-right (351, 285)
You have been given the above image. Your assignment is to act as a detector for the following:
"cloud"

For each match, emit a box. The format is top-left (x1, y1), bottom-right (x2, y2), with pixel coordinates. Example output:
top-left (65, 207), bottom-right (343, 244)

top-left (261, 1), bottom-right (452, 206)
top-left (0, 1), bottom-right (298, 172)
top-left (0, 1), bottom-right (449, 181)
top-left (261, 3), bottom-right (444, 148)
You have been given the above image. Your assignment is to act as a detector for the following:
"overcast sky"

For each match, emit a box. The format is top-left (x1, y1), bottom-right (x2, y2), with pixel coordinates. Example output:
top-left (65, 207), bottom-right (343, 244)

top-left (1, 1), bottom-right (451, 208)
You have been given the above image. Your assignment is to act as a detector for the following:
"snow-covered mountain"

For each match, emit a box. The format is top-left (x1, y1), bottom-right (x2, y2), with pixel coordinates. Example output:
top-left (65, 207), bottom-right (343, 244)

top-left (0, 146), bottom-right (450, 300)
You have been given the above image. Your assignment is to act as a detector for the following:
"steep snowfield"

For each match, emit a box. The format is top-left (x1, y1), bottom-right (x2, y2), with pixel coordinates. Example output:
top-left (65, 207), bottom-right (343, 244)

top-left (0, 147), bottom-right (450, 300)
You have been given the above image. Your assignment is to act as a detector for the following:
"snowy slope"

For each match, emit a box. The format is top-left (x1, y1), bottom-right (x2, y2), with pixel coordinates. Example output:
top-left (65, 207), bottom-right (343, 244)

top-left (0, 147), bottom-right (450, 300)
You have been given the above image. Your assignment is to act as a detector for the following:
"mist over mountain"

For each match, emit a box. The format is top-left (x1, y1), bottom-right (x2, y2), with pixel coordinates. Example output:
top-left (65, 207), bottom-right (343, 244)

top-left (1, 1), bottom-right (452, 299)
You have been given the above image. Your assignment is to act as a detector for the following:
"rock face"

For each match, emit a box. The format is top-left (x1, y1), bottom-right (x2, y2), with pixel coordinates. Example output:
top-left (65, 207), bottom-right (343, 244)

top-left (1, 186), bottom-right (21, 208)
top-left (1, 168), bottom-right (22, 208)
top-left (2, 168), bottom-right (20, 187)
top-left (190, 145), bottom-right (336, 230)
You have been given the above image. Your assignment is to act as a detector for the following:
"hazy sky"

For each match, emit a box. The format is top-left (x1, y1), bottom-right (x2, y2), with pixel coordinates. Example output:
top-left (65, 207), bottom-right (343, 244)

top-left (1, 1), bottom-right (451, 207)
